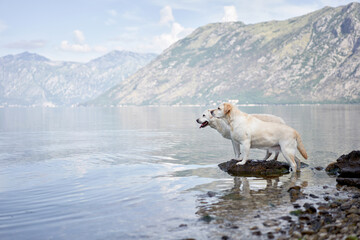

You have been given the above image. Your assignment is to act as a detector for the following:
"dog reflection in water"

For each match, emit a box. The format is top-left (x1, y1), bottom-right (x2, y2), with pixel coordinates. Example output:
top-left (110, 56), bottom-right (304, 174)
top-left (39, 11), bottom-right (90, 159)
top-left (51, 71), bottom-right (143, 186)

top-left (196, 172), bottom-right (301, 223)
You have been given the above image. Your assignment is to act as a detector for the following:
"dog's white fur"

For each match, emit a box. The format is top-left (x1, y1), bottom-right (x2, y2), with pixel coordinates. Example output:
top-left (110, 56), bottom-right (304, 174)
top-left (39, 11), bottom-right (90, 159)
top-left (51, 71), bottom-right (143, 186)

top-left (196, 109), bottom-right (285, 161)
top-left (211, 103), bottom-right (308, 172)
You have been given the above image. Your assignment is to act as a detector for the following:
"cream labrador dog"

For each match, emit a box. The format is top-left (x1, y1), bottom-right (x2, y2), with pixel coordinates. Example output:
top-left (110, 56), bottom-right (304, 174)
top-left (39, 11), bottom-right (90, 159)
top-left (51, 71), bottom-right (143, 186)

top-left (211, 103), bottom-right (308, 172)
top-left (196, 109), bottom-right (285, 161)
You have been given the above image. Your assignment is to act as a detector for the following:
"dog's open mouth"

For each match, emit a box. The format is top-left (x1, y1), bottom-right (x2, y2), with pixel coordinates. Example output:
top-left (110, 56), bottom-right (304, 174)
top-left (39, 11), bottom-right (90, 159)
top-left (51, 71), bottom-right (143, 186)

top-left (199, 121), bottom-right (209, 128)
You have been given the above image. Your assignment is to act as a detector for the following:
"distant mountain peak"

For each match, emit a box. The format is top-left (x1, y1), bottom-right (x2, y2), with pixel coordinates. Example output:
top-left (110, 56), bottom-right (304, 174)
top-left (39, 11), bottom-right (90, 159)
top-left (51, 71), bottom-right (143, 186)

top-left (88, 50), bottom-right (157, 64)
top-left (0, 50), bottom-right (157, 107)
top-left (16, 52), bottom-right (50, 62)
top-left (89, 2), bottom-right (360, 106)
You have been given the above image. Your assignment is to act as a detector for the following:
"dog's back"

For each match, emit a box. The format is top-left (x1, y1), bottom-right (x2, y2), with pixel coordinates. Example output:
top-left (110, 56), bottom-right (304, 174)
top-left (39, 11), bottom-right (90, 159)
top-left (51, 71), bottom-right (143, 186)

top-left (251, 114), bottom-right (285, 125)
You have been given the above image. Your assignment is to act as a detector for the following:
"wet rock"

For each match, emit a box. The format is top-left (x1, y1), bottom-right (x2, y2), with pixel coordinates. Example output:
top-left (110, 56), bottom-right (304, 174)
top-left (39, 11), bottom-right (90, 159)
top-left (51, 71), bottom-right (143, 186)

top-left (263, 219), bottom-right (280, 227)
top-left (337, 177), bottom-right (360, 188)
top-left (340, 202), bottom-right (352, 211)
top-left (218, 159), bottom-right (289, 177)
top-left (326, 151), bottom-right (360, 175)
top-left (207, 191), bottom-right (216, 197)
top-left (290, 210), bottom-right (304, 216)
top-left (319, 210), bottom-right (330, 216)
top-left (326, 151), bottom-right (360, 188)
top-left (199, 214), bottom-right (214, 223)
top-left (221, 235), bottom-right (229, 240)
top-left (348, 205), bottom-right (359, 214)
top-left (301, 229), bottom-right (315, 235)
top-left (323, 214), bottom-right (335, 224)
top-left (309, 218), bottom-right (322, 232)
top-left (299, 215), bottom-right (311, 221)
top-left (309, 193), bottom-right (319, 199)
top-left (252, 230), bottom-right (262, 236)
top-left (280, 216), bottom-right (292, 221)
top-left (292, 231), bottom-right (301, 238)
top-left (346, 236), bottom-right (359, 240)
top-left (318, 232), bottom-right (328, 240)
top-left (352, 193), bottom-right (360, 198)
top-left (225, 223), bottom-right (239, 229)
top-left (303, 203), bottom-right (317, 214)
top-left (293, 203), bottom-right (301, 209)
top-left (179, 224), bottom-right (187, 228)
top-left (267, 232), bottom-right (275, 239)
top-left (288, 186), bottom-right (304, 202)
top-left (315, 166), bottom-right (324, 171)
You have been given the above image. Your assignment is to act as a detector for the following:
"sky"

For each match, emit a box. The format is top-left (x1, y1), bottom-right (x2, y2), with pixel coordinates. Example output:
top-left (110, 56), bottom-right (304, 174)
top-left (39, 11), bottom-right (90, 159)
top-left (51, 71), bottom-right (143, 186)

top-left (0, 0), bottom-right (358, 62)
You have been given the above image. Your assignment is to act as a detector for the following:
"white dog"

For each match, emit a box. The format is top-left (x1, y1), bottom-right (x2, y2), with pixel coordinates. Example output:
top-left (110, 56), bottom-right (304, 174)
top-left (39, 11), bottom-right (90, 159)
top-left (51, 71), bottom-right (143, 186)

top-left (196, 109), bottom-right (285, 161)
top-left (211, 103), bottom-right (308, 172)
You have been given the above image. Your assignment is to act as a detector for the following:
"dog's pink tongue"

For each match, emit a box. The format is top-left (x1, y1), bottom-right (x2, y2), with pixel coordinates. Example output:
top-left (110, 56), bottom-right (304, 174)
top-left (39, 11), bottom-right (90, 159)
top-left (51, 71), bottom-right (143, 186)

top-left (199, 122), bottom-right (207, 128)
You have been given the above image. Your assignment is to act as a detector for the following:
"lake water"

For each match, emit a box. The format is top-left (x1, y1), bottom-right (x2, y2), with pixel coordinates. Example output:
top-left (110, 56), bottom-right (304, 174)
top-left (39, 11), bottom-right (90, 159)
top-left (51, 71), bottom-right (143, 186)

top-left (0, 105), bottom-right (359, 239)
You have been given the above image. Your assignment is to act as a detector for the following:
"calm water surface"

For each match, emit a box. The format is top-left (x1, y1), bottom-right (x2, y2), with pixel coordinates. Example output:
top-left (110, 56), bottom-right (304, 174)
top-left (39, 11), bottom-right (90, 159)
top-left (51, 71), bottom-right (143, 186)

top-left (0, 105), bottom-right (359, 239)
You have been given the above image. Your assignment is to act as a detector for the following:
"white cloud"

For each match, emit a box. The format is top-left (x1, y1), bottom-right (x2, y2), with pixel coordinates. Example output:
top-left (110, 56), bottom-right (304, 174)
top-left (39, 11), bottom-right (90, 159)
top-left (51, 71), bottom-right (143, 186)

top-left (160, 5), bottom-right (175, 25)
top-left (60, 30), bottom-right (107, 53)
top-left (148, 22), bottom-right (193, 53)
top-left (4, 40), bottom-right (46, 49)
top-left (135, 5), bottom-right (194, 53)
top-left (60, 40), bottom-right (91, 52)
top-left (104, 5), bottom-right (193, 54)
top-left (221, 6), bottom-right (238, 22)
top-left (73, 30), bottom-right (85, 44)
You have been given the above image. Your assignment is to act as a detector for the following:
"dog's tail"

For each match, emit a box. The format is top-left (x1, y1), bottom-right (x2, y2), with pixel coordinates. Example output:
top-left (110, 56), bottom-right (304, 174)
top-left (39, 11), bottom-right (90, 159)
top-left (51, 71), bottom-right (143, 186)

top-left (295, 131), bottom-right (308, 159)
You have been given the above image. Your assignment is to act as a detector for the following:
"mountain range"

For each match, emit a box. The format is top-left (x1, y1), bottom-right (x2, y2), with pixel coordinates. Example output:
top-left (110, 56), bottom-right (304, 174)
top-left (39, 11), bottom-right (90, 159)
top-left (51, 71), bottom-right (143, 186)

top-left (0, 51), bottom-right (156, 106)
top-left (89, 2), bottom-right (360, 106)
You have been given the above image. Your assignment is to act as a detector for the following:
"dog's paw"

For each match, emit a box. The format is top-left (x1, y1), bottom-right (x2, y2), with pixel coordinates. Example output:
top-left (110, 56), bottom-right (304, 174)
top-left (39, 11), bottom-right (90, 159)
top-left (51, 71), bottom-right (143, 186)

top-left (236, 161), bottom-right (247, 166)
top-left (232, 158), bottom-right (243, 161)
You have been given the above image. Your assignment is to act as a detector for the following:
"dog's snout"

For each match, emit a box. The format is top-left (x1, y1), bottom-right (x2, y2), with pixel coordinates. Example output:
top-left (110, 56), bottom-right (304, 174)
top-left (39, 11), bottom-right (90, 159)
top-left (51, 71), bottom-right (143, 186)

top-left (196, 118), bottom-right (200, 123)
top-left (210, 110), bottom-right (214, 116)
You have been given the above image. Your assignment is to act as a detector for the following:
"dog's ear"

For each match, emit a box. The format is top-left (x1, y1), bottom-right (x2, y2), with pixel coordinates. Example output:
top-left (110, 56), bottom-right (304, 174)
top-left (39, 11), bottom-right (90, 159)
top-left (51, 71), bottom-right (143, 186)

top-left (224, 103), bottom-right (232, 115)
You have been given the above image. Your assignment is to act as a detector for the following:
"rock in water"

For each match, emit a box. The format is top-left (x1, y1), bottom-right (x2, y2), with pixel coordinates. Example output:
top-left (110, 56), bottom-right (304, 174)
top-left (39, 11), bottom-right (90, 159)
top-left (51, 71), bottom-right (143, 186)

top-left (326, 150), bottom-right (360, 188)
top-left (218, 159), bottom-right (290, 177)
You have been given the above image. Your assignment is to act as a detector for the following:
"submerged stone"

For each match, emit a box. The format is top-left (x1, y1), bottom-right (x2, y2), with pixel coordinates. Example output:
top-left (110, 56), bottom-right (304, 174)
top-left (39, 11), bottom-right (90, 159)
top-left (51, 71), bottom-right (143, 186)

top-left (218, 159), bottom-right (290, 177)
top-left (288, 186), bottom-right (305, 202)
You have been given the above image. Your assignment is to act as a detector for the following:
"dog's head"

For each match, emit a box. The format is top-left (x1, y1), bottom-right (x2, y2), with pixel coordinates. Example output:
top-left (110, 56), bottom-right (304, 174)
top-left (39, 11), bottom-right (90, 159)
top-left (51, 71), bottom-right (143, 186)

top-left (196, 109), bottom-right (215, 128)
top-left (211, 103), bottom-right (232, 118)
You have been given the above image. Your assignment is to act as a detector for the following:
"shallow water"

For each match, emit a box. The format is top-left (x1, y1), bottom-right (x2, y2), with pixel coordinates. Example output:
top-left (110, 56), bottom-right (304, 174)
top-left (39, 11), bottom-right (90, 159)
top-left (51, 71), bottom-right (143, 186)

top-left (0, 105), bottom-right (359, 239)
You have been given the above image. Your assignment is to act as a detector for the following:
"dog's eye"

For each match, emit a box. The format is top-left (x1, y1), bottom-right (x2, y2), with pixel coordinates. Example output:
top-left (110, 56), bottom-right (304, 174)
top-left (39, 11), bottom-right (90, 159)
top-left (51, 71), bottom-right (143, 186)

top-left (203, 114), bottom-right (205, 117)
top-left (218, 107), bottom-right (221, 110)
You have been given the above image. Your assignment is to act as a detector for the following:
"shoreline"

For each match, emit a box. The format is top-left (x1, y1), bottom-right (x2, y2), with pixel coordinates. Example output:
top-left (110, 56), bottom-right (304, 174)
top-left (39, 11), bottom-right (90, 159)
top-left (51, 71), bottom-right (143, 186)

top-left (273, 184), bottom-right (360, 239)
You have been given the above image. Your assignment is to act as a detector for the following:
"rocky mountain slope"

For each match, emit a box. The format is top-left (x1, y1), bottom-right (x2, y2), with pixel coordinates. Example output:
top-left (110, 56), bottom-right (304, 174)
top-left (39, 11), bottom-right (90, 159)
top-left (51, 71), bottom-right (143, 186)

top-left (90, 2), bottom-right (360, 106)
top-left (0, 51), bottom-right (156, 106)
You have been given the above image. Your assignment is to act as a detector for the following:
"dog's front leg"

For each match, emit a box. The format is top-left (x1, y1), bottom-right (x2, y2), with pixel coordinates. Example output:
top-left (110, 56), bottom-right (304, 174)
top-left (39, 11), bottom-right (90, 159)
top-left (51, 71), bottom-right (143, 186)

top-left (236, 140), bottom-right (250, 165)
top-left (231, 139), bottom-right (241, 160)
